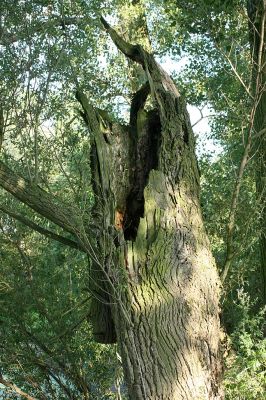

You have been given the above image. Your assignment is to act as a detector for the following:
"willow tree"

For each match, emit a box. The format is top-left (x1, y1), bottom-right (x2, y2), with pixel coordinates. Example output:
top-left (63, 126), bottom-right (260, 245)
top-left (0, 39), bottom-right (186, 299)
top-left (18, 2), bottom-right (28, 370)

top-left (0, 12), bottom-right (223, 400)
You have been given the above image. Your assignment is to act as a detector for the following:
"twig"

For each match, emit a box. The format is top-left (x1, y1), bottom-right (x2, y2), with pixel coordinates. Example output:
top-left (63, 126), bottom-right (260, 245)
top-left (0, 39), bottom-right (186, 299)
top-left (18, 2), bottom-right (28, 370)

top-left (0, 205), bottom-right (85, 252)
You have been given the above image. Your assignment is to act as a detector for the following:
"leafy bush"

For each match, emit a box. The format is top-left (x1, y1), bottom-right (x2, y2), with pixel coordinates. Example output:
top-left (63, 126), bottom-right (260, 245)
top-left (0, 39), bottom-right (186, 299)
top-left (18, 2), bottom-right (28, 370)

top-left (224, 289), bottom-right (266, 399)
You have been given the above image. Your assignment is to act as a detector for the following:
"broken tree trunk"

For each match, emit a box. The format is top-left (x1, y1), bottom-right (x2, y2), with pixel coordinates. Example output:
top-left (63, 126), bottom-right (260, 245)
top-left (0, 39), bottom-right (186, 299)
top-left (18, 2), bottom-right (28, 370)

top-left (77, 19), bottom-right (223, 400)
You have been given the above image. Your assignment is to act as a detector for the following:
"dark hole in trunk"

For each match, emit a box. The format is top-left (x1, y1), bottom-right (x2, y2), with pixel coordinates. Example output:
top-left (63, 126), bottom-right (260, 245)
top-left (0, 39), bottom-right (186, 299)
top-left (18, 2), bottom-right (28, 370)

top-left (124, 110), bottom-right (161, 240)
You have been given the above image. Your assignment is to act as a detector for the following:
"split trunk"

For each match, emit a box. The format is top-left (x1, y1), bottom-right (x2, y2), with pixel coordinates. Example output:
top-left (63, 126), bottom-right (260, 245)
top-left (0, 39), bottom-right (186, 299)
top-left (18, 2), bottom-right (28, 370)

top-left (78, 26), bottom-right (223, 400)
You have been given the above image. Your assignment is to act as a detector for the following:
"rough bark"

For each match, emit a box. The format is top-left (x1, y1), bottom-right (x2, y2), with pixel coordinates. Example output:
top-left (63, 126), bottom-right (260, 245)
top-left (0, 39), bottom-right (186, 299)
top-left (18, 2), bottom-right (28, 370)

top-left (247, 0), bottom-right (266, 305)
top-left (77, 20), bottom-right (223, 400)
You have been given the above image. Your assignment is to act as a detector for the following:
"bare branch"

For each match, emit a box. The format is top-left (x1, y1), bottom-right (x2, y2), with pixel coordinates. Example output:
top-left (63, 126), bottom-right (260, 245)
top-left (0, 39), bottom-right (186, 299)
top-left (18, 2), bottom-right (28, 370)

top-left (0, 205), bottom-right (85, 252)
top-left (253, 126), bottom-right (266, 139)
top-left (219, 48), bottom-right (254, 99)
top-left (221, 105), bottom-right (257, 283)
top-left (191, 108), bottom-right (217, 128)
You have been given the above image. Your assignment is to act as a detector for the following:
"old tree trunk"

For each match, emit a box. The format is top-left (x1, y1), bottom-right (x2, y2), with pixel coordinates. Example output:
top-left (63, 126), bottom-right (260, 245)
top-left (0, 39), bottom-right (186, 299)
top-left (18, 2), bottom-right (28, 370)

top-left (0, 17), bottom-right (223, 400)
top-left (76, 20), bottom-right (223, 400)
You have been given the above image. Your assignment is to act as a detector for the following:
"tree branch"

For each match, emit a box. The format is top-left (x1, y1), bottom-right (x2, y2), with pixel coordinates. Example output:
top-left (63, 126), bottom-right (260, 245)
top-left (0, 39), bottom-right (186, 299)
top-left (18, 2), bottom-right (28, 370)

top-left (0, 161), bottom-right (86, 236)
top-left (0, 205), bottom-right (85, 252)
top-left (22, 327), bottom-right (92, 398)
top-left (0, 375), bottom-right (37, 400)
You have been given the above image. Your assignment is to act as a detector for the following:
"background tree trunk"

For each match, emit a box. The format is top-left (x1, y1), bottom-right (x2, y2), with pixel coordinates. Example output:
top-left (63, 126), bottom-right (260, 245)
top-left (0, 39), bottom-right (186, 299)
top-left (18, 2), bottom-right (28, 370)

top-left (77, 22), bottom-right (223, 400)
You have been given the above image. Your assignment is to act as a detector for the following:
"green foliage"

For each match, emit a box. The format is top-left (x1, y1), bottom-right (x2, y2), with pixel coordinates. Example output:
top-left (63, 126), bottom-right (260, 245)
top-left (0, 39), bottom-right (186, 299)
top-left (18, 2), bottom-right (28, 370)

top-left (0, 0), bottom-right (265, 398)
top-left (0, 215), bottom-right (121, 398)
top-left (0, 2), bottom-right (127, 397)
top-left (223, 290), bottom-right (266, 399)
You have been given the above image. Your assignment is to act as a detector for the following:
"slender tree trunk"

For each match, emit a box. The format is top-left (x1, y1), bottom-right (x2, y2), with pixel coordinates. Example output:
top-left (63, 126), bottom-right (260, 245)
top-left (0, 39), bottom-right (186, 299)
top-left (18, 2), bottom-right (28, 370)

top-left (77, 21), bottom-right (223, 400)
top-left (247, 0), bottom-right (266, 305)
